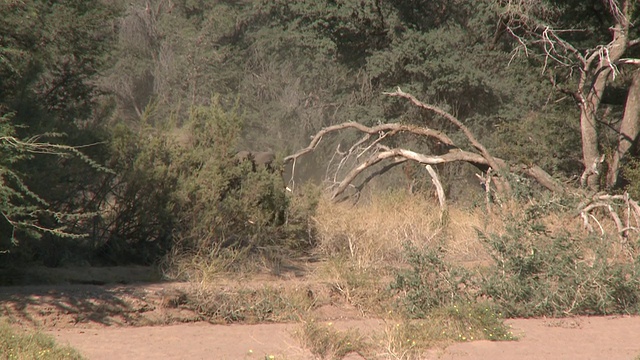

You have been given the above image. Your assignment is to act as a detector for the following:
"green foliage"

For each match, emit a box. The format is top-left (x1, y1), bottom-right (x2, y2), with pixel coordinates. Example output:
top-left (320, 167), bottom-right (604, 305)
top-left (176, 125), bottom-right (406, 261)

top-left (0, 0), bottom-right (117, 130)
top-left (478, 206), bottom-right (640, 317)
top-left (172, 100), bottom-right (289, 252)
top-left (380, 302), bottom-right (512, 358)
top-left (0, 321), bottom-right (85, 360)
top-left (0, 0), bottom-right (119, 263)
top-left (0, 112), bottom-right (115, 259)
top-left (95, 122), bottom-right (178, 264)
top-left (390, 243), bottom-right (471, 317)
top-left (391, 197), bottom-right (640, 319)
top-left (433, 302), bottom-right (514, 342)
top-left (492, 106), bottom-right (583, 176)
top-left (623, 158), bottom-right (640, 199)
top-left (85, 95), bottom-right (318, 266)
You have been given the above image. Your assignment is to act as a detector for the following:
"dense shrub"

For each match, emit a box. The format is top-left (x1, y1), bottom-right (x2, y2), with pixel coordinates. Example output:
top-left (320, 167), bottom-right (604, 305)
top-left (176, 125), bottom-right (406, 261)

top-left (90, 99), bottom-right (317, 267)
top-left (477, 207), bottom-right (640, 317)
top-left (391, 195), bottom-right (640, 318)
top-left (390, 242), bottom-right (472, 317)
top-left (171, 101), bottom-right (290, 251)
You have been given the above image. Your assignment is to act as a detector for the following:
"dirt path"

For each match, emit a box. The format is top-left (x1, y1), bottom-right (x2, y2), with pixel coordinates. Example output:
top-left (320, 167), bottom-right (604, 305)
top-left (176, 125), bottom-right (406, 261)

top-left (48, 322), bottom-right (312, 360)
top-left (47, 316), bottom-right (640, 360)
top-left (439, 316), bottom-right (640, 360)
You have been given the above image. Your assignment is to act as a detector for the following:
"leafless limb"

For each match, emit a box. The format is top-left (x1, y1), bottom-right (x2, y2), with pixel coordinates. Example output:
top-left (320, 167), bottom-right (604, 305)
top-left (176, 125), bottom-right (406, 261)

top-left (286, 90), bottom-right (567, 200)
top-left (330, 147), bottom-right (486, 199)
top-left (426, 165), bottom-right (446, 211)
top-left (576, 192), bottom-right (640, 240)
top-left (384, 87), bottom-right (505, 174)
top-left (284, 121), bottom-right (454, 164)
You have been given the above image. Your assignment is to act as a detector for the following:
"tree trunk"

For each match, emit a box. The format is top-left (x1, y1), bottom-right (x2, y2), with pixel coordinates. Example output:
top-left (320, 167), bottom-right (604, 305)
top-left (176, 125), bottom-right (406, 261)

top-left (607, 68), bottom-right (640, 188)
top-left (579, 24), bottom-right (629, 189)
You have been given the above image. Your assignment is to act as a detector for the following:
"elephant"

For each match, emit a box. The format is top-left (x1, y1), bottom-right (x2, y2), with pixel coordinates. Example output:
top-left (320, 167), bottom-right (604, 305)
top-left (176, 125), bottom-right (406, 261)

top-left (252, 151), bottom-right (276, 171)
top-left (233, 150), bottom-right (277, 172)
top-left (234, 150), bottom-right (253, 163)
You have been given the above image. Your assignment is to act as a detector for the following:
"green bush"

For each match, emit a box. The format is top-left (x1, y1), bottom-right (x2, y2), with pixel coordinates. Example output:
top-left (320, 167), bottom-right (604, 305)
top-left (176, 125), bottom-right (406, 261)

top-left (88, 121), bottom-right (178, 265)
top-left (434, 301), bottom-right (514, 342)
top-left (154, 98), bottom-right (318, 275)
top-left (0, 322), bottom-right (85, 360)
top-left (172, 100), bottom-right (289, 251)
top-left (623, 158), bottom-right (640, 199)
top-left (392, 198), bottom-right (640, 319)
top-left (390, 243), bottom-right (472, 318)
top-left (87, 97), bottom-right (319, 267)
top-left (478, 210), bottom-right (640, 317)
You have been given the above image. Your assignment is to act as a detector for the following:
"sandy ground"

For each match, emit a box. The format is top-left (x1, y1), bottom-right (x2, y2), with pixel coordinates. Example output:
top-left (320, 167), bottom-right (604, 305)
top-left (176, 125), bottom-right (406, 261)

top-left (46, 316), bottom-right (640, 360)
top-left (2, 267), bottom-right (640, 360)
top-left (439, 316), bottom-right (640, 360)
top-left (48, 322), bottom-right (312, 360)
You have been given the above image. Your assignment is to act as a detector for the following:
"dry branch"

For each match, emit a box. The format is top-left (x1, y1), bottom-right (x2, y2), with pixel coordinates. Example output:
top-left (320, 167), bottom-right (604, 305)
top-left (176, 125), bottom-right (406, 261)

top-left (285, 90), bottom-right (566, 201)
top-left (426, 165), bottom-right (446, 210)
top-left (384, 87), bottom-right (506, 174)
top-left (576, 192), bottom-right (640, 239)
top-left (331, 147), bottom-right (490, 199)
top-left (284, 122), bottom-right (454, 164)
top-left (499, 0), bottom-right (640, 189)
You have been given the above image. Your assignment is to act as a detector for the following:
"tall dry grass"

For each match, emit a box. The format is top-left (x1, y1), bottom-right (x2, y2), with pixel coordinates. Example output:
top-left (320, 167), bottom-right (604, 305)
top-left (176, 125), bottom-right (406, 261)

top-left (313, 190), bottom-right (493, 270)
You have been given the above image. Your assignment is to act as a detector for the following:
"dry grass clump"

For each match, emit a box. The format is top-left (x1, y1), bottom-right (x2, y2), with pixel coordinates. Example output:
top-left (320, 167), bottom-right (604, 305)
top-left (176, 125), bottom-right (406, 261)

top-left (297, 319), bottom-right (368, 359)
top-left (442, 206), bottom-right (491, 264)
top-left (314, 190), bottom-right (491, 269)
top-left (179, 281), bottom-right (315, 324)
top-left (314, 190), bottom-right (439, 268)
top-left (161, 247), bottom-right (251, 283)
top-left (311, 190), bottom-right (495, 314)
top-left (313, 256), bottom-right (390, 314)
top-left (162, 244), bottom-right (301, 283)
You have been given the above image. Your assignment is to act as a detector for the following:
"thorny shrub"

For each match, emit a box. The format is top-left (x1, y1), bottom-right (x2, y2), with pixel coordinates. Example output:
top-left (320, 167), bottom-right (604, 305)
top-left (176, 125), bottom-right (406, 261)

top-left (391, 194), bottom-right (640, 320)
top-left (390, 242), bottom-right (472, 318)
top-left (477, 200), bottom-right (640, 317)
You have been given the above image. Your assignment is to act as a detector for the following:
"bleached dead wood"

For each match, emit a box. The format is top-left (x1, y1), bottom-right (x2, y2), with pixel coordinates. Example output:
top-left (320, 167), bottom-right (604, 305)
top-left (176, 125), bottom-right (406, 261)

top-left (285, 89), bottom-right (564, 200)
top-left (426, 165), bottom-right (446, 210)
top-left (576, 193), bottom-right (640, 240)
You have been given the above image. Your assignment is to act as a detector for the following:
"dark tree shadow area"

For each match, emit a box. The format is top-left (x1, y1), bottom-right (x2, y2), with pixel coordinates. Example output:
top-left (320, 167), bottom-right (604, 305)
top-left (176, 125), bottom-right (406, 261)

top-left (0, 266), bottom-right (197, 328)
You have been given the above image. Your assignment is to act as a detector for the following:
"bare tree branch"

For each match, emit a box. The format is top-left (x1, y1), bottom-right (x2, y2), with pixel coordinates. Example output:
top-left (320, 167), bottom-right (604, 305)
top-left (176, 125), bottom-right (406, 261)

top-left (426, 165), bottom-right (446, 211)
top-left (498, 0), bottom-right (640, 190)
top-left (331, 147), bottom-right (489, 199)
top-left (576, 192), bottom-right (640, 240)
top-left (284, 121), bottom-right (455, 163)
top-left (384, 87), bottom-right (506, 174)
top-left (286, 90), bottom-right (566, 200)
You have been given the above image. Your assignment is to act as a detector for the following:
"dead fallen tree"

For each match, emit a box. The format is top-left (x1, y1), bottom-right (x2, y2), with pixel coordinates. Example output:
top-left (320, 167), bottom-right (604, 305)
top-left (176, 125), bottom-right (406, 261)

top-left (285, 87), bottom-right (564, 200)
top-left (284, 88), bottom-right (640, 241)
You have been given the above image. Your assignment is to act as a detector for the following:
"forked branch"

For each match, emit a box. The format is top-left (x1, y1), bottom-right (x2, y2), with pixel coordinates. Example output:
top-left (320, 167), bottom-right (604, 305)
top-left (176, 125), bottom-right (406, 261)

top-left (286, 90), bottom-right (565, 201)
top-left (384, 88), bottom-right (506, 174)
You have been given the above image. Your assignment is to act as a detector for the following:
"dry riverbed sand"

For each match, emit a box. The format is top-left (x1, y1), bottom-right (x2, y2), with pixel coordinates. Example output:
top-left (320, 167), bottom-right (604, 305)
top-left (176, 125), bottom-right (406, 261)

top-left (1, 267), bottom-right (640, 359)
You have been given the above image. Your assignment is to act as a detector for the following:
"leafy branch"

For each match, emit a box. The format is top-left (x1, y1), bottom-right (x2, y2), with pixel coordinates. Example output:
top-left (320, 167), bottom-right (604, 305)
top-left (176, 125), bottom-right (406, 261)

top-left (0, 129), bottom-right (112, 245)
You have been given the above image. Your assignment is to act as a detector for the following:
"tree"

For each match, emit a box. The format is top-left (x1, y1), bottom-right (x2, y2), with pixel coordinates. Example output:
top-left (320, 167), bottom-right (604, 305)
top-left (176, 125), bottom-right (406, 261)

top-left (0, 0), bottom-right (118, 257)
top-left (495, 0), bottom-right (640, 190)
top-left (0, 113), bottom-right (111, 247)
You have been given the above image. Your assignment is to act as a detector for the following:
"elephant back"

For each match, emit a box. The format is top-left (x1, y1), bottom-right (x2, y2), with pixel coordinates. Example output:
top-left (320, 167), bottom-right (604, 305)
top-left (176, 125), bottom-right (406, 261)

top-left (252, 151), bottom-right (275, 169)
